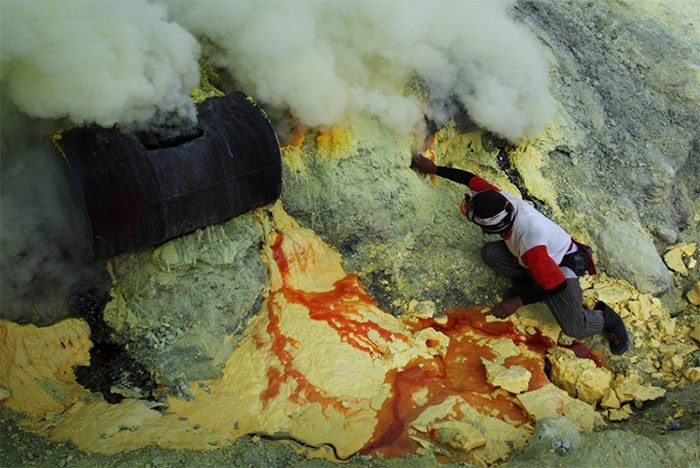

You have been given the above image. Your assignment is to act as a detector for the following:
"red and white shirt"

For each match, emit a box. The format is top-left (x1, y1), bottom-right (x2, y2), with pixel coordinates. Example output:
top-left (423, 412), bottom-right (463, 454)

top-left (470, 177), bottom-right (577, 291)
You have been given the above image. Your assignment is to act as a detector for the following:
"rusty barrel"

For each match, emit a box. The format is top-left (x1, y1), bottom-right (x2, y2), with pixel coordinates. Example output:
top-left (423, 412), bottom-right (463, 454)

top-left (57, 93), bottom-right (281, 259)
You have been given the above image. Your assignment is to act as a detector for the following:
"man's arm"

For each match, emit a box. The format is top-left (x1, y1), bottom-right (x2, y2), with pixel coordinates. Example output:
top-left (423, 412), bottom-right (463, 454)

top-left (411, 154), bottom-right (499, 192)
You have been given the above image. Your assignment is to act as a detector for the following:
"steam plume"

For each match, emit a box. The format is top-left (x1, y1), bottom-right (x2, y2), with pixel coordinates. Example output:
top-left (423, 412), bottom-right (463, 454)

top-left (0, 1), bottom-right (200, 137)
top-left (167, 0), bottom-right (553, 142)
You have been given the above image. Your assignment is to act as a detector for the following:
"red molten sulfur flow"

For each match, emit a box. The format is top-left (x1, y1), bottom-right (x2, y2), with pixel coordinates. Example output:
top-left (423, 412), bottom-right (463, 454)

top-left (261, 233), bottom-right (410, 416)
top-left (362, 308), bottom-right (554, 457)
top-left (265, 230), bottom-right (602, 460)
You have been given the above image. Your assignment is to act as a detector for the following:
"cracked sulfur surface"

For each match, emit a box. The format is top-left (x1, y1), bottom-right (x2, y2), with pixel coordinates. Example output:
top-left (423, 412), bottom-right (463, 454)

top-left (4, 200), bottom-right (693, 465)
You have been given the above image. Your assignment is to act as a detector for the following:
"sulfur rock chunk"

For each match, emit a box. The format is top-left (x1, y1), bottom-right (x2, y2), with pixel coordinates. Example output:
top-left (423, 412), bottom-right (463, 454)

top-left (663, 243), bottom-right (697, 276)
top-left (687, 281), bottom-right (700, 306)
top-left (485, 338), bottom-right (522, 362)
top-left (517, 384), bottom-right (605, 432)
top-left (663, 248), bottom-right (688, 275)
top-left (607, 408), bottom-right (632, 421)
top-left (600, 388), bottom-right (621, 409)
top-left (410, 396), bottom-right (529, 465)
top-left (481, 358), bottom-right (531, 394)
top-left (612, 371), bottom-right (666, 404)
top-left (511, 303), bottom-right (561, 343)
top-left (547, 348), bottom-right (612, 406)
top-left (690, 325), bottom-right (700, 344)
top-left (430, 420), bottom-right (486, 452)
top-left (683, 367), bottom-right (700, 384)
top-left (583, 281), bottom-right (634, 306)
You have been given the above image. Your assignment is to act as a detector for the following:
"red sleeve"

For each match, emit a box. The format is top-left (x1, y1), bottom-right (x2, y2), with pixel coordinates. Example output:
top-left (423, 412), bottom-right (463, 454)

top-left (469, 176), bottom-right (500, 192)
top-left (521, 245), bottom-right (566, 290)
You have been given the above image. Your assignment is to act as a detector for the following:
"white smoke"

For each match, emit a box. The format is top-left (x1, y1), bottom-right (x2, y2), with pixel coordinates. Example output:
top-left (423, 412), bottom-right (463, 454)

top-left (0, 1), bottom-right (200, 136)
top-left (167, 0), bottom-right (553, 143)
top-left (1, 0), bottom-right (551, 143)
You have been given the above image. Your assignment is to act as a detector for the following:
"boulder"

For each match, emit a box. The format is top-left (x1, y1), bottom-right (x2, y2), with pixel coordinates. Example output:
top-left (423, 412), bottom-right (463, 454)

top-left (595, 217), bottom-right (672, 295)
top-left (103, 213), bottom-right (267, 386)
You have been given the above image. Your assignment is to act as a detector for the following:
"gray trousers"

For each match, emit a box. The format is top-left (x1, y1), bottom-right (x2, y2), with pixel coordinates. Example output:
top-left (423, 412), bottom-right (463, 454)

top-left (481, 241), bottom-right (604, 338)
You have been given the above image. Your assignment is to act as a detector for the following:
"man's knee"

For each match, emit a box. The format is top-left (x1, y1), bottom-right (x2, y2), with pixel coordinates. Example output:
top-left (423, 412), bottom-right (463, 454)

top-left (480, 242), bottom-right (502, 265)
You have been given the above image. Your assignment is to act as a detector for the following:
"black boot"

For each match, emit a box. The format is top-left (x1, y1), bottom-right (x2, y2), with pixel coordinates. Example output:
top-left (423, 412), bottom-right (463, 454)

top-left (596, 300), bottom-right (629, 355)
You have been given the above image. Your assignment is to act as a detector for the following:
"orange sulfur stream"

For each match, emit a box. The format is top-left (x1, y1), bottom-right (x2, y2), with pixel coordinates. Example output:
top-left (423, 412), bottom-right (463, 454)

top-left (362, 308), bottom-right (555, 457)
top-left (284, 276), bottom-right (410, 356)
top-left (261, 233), bottom-right (409, 414)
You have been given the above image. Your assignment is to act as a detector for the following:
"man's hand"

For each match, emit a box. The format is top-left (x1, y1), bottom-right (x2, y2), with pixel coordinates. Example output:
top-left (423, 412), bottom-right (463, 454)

top-left (411, 154), bottom-right (437, 174)
top-left (492, 296), bottom-right (523, 319)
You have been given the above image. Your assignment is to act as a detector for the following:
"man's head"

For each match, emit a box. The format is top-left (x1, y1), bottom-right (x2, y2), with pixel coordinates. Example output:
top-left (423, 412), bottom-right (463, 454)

top-left (461, 190), bottom-right (515, 234)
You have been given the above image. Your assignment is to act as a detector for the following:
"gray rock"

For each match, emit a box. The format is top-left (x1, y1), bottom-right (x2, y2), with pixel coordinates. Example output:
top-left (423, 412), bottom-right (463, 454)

top-left (103, 213), bottom-right (268, 386)
top-left (595, 217), bottom-right (672, 295)
top-left (526, 418), bottom-right (581, 451)
top-left (513, 0), bottom-right (699, 295)
top-left (654, 226), bottom-right (679, 244)
top-left (667, 419), bottom-right (681, 431)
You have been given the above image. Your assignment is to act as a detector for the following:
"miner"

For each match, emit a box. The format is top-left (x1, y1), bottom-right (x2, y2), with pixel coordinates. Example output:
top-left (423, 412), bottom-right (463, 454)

top-left (411, 154), bottom-right (629, 355)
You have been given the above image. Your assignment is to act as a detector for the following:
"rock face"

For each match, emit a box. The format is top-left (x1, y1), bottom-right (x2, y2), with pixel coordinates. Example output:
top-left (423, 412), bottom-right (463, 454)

top-left (281, 121), bottom-right (504, 312)
top-left (514, 0), bottom-right (699, 293)
top-left (103, 213), bottom-right (267, 385)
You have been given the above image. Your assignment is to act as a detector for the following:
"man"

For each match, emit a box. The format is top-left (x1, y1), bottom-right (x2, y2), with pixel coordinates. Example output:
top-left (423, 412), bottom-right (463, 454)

top-left (411, 154), bottom-right (628, 355)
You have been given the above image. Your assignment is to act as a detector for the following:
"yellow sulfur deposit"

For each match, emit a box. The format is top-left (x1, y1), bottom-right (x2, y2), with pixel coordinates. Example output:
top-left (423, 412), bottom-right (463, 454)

top-left (1, 203), bottom-right (696, 462)
top-left (548, 348), bottom-right (612, 406)
top-left (663, 242), bottom-right (697, 276)
top-left (683, 368), bottom-right (700, 383)
top-left (509, 145), bottom-right (561, 216)
top-left (315, 125), bottom-right (355, 158)
top-left (430, 125), bottom-right (522, 196)
top-left (0, 203), bottom-right (551, 461)
top-left (612, 371), bottom-right (666, 405)
top-left (409, 396), bottom-right (530, 465)
top-left (481, 358), bottom-right (532, 394)
top-left (189, 60), bottom-right (225, 104)
top-left (0, 319), bottom-right (91, 415)
top-left (687, 281), bottom-right (700, 306)
top-left (581, 274), bottom-right (698, 384)
top-left (516, 384), bottom-right (605, 432)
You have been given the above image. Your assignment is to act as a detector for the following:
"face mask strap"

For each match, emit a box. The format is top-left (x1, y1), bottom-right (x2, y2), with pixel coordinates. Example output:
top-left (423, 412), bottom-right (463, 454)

top-left (474, 201), bottom-right (513, 234)
top-left (465, 191), bottom-right (477, 221)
